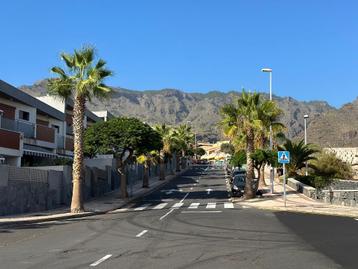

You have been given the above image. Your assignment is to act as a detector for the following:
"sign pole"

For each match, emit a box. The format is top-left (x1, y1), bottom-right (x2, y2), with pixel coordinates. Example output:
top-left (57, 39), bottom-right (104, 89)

top-left (283, 163), bottom-right (286, 207)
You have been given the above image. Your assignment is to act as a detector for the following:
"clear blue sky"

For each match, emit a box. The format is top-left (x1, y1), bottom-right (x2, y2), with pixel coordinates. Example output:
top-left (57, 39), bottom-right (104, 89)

top-left (1, 0), bottom-right (357, 107)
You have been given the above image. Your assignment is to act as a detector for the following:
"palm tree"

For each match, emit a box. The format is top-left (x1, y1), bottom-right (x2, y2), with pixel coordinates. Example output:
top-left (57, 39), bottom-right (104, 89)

top-left (48, 46), bottom-right (112, 213)
top-left (255, 100), bottom-right (284, 185)
top-left (154, 124), bottom-right (176, 178)
top-left (174, 124), bottom-right (194, 169)
top-left (220, 91), bottom-right (282, 198)
top-left (280, 139), bottom-right (319, 176)
top-left (137, 151), bottom-right (159, 188)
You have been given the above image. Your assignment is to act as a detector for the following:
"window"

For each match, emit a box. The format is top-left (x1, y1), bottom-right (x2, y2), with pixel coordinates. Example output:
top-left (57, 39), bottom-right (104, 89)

top-left (19, 110), bottom-right (30, 121)
top-left (51, 124), bottom-right (60, 134)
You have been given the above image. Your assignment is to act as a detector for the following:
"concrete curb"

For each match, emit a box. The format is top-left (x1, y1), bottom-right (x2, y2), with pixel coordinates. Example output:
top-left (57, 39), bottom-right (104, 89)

top-left (236, 203), bottom-right (358, 218)
top-left (0, 168), bottom-right (189, 226)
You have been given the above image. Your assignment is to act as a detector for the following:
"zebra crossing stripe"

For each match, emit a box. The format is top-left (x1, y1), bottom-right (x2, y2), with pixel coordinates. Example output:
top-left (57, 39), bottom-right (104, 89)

top-left (153, 203), bottom-right (168, 210)
top-left (134, 204), bottom-right (151, 211)
top-left (188, 203), bottom-right (200, 209)
top-left (224, 202), bottom-right (234, 209)
top-left (172, 202), bottom-right (184, 208)
top-left (206, 203), bottom-right (216, 209)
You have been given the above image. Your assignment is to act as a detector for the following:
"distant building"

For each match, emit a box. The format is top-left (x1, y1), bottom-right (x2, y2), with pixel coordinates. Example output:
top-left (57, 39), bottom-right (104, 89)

top-left (92, 110), bottom-right (114, 122)
top-left (199, 141), bottom-right (230, 160)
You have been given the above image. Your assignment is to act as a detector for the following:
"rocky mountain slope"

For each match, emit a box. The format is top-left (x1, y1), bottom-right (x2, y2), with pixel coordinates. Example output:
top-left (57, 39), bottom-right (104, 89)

top-left (20, 80), bottom-right (358, 146)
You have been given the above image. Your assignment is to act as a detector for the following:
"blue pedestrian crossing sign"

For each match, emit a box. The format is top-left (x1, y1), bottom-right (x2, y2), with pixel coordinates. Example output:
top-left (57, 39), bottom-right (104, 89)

top-left (278, 151), bottom-right (290, 164)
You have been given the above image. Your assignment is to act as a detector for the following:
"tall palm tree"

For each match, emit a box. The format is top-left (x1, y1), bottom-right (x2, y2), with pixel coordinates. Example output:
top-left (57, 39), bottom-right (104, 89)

top-left (154, 124), bottom-right (176, 178)
top-left (280, 139), bottom-right (319, 176)
top-left (255, 100), bottom-right (284, 185)
top-left (48, 47), bottom-right (112, 213)
top-left (174, 124), bottom-right (194, 169)
top-left (220, 91), bottom-right (282, 198)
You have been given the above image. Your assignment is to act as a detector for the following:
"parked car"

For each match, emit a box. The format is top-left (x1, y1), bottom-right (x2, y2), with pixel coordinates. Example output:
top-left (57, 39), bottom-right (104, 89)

top-left (231, 175), bottom-right (259, 197)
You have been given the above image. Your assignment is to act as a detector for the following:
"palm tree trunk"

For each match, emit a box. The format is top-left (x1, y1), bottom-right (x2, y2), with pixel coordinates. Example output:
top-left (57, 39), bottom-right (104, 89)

top-left (259, 164), bottom-right (267, 186)
top-left (70, 95), bottom-right (86, 213)
top-left (159, 150), bottom-right (165, 180)
top-left (169, 157), bottom-right (174, 175)
top-left (176, 153), bottom-right (181, 172)
top-left (142, 163), bottom-right (149, 188)
top-left (117, 159), bottom-right (128, 199)
top-left (245, 128), bottom-right (256, 199)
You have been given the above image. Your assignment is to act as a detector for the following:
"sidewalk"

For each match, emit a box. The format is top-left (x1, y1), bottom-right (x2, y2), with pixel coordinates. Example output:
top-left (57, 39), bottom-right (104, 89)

top-left (232, 180), bottom-right (358, 218)
top-left (0, 169), bottom-right (187, 225)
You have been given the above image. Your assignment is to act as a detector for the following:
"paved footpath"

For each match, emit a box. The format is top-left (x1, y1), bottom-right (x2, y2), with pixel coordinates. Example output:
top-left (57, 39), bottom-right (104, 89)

top-left (232, 178), bottom-right (358, 218)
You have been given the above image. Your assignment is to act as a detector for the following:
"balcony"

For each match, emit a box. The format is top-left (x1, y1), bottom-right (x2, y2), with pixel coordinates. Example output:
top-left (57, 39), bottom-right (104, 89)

top-left (36, 124), bottom-right (55, 143)
top-left (1, 117), bottom-right (35, 138)
top-left (65, 137), bottom-right (74, 151)
top-left (0, 128), bottom-right (21, 150)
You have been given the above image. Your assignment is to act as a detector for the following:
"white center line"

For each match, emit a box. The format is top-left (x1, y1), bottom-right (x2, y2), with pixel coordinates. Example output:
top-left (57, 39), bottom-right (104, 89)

top-left (172, 202), bottom-right (184, 208)
top-left (180, 192), bottom-right (190, 203)
top-left (90, 254), bottom-right (112, 267)
top-left (160, 208), bottom-right (175, 220)
top-left (153, 203), bottom-right (168, 210)
top-left (136, 229), bottom-right (148, 237)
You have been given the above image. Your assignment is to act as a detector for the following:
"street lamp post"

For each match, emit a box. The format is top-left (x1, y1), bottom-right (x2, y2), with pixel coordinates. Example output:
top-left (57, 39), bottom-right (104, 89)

top-left (261, 68), bottom-right (274, 193)
top-left (304, 114), bottom-right (309, 176)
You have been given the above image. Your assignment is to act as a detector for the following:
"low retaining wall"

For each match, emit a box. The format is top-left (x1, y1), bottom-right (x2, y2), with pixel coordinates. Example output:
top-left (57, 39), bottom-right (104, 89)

top-left (287, 178), bottom-right (316, 199)
top-left (288, 177), bottom-right (358, 207)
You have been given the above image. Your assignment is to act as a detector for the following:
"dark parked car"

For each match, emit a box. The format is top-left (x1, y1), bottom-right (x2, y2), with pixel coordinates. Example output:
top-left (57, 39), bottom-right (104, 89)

top-left (231, 175), bottom-right (259, 197)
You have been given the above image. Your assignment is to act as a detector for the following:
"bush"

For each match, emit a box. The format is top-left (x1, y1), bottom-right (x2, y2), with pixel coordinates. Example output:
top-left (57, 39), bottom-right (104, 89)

top-left (311, 151), bottom-right (353, 180)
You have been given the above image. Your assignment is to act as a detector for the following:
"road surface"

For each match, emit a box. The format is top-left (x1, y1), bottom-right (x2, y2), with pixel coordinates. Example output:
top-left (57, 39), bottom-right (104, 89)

top-left (0, 165), bottom-right (357, 268)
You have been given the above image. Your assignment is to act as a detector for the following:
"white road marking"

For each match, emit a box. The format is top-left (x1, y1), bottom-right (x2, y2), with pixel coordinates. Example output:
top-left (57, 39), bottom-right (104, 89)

top-left (182, 211), bottom-right (222, 214)
top-left (224, 202), bottom-right (234, 208)
top-left (134, 204), bottom-right (151, 211)
top-left (242, 205), bottom-right (250, 209)
top-left (190, 187), bottom-right (193, 190)
top-left (188, 203), bottom-right (200, 209)
top-left (153, 203), bottom-right (168, 210)
top-left (172, 202), bottom-right (184, 208)
top-left (206, 202), bottom-right (216, 209)
top-left (136, 229), bottom-right (148, 237)
top-left (355, 218), bottom-right (358, 221)
top-left (90, 254), bottom-right (112, 267)
top-left (180, 192), bottom-right (190, 203)
top-left (160, 208), bottom-right (175, 220)
top-left (110, 208), bottom-right (129, 213)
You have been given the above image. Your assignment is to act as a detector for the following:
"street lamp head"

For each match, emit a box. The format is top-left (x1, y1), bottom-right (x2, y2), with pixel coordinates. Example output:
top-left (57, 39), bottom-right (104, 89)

top-left (304, 114), bottom-right (309, 119)
top-left (261, 68), bottom-right (272, 73)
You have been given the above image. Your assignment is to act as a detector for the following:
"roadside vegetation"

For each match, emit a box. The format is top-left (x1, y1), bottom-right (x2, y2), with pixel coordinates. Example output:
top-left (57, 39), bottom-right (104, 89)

top-left (84, 118), bottom-right (196, 199)
top-left (220, 90), bottom-right (354, 198)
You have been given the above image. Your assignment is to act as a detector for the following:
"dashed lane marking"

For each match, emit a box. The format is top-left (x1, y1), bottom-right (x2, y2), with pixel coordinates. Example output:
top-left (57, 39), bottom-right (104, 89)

top-left (172, 202), bottom-right (184, 208)
top-left (206, 202), bottom-right (216, 209)
top-left (90, 254), bottom-right (112, 267)
top-left (136, 230), bottom-right (148, 237)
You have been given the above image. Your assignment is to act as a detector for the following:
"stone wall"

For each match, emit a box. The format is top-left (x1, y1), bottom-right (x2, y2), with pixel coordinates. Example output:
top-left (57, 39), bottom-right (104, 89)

top-left (0, 156), bottom-right (178, 216)
top-left (0, 164), bottom-right (115, 216)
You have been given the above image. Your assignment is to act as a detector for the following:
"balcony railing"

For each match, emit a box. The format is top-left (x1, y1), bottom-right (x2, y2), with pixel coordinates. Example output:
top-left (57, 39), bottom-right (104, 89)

top-left (0, 117), bottom-right (35, 138)
top-left (65, 137), bottom-right (74, 151)
top-left (36, 124), bottom-right (55, 143)
top-left (0, 128), bottom-right (21, 150)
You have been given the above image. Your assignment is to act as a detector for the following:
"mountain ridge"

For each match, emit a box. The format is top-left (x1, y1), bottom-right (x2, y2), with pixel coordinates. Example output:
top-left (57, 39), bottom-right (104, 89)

top-left (19, 80), bottom-right (357, 147)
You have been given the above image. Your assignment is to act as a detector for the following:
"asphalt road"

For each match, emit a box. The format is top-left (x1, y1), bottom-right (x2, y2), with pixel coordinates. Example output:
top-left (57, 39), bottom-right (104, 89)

top-left (0, 165), bottom-right (357, 269)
